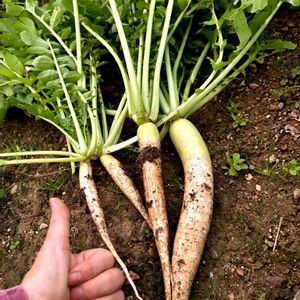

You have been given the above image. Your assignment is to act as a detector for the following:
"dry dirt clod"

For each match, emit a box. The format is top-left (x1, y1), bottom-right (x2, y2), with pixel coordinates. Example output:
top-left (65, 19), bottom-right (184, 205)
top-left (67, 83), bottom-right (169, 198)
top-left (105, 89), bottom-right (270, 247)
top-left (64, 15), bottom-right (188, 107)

top-left (265, 276), bottom-right (287, 288)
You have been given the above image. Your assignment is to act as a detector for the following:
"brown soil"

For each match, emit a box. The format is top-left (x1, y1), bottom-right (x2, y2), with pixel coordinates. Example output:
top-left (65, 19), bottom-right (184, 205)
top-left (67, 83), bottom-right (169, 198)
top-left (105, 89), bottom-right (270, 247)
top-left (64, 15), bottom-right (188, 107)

top-left (0, 7), bottom-right (299, 300)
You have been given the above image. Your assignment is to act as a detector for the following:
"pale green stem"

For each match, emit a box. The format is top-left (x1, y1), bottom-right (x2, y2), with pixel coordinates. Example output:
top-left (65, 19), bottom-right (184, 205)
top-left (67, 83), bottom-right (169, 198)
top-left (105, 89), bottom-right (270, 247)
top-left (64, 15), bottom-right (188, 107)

top-left (103, 136), bottom-right (138, 154)
top-left (159, 89), bottom-right (170, 115)
top-left (0, 151), bottom-right (81, 158)
top-left (1, 156), bottom-right (85, 165)
top-left (183, 43), bottom-right (210, 101)
top-left (108, 0), bottom-right (144, 122)
top-left (38, 116), bottom-right (80, 152)
top-left (105, 104), bottom-right (128, 147)
top-left (165, 45), bottom-right (178, 111)
top-left (142, 0), bottom-right (156, 114)
top-left (90, 56), bottom-right (105, 144)
top-left (150, 0), bottom-right (174, 121)
top-left (82, 23), bottom-right (133, 117)
top-left (72, 0), bottom-right (86, 89)
top-left (172, 18), bottom-right (192, 87)
top-left (49, 41), bottom-right (87, 154)
top-left (166, 0), bottom-right (192, 41)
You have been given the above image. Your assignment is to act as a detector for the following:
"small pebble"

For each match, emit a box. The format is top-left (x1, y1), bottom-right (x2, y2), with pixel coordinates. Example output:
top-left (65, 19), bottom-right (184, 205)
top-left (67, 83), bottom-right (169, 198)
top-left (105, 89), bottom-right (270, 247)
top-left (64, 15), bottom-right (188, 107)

top-left (236, 267), bottom-right (245, 277)
top-left (249, 83), bottom-right (259, 89)
top-left (228, 293), bottom-right (235, 300)
top-left (269, 154), bottom-right (276, 164)
top-left (293, 188), bottom-right (300, 200)
top-left (256, 184), bottom-right (262, 192)
top-left (39, 223), bottom-right (48, 230)
top-left (10, 184), bottom-right (18, 195)
top-left (245, 174), bottom-right (253, 181)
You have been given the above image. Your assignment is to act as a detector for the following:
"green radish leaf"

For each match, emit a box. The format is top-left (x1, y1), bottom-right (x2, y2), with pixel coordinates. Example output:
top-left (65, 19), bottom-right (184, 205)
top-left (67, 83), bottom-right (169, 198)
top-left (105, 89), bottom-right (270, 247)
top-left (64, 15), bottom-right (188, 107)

top-left (50, 6), bottom-right (64, 29)
top-left (0, 188), bottom-right (4, 198)
top-left (0, 51), bottom-right (24, 76)
top-left (38, 69), bottom-right (58, 82)
top-left (232, 9), bottom-right (252, 49)
top-left (4, 3), bottom-right (25, 16)
top-left (25, 0), bottom-right (36, 13)
top-left (285, 0), bottom-right (300, 6)
top-left (260, 39), bottom-right (296, 51)
top-left (31, 56), bottom-right (54, 70)
top-left (0, 94), bottom-right (9, 122)
top-left (20, 31), bottom-right (49, 48)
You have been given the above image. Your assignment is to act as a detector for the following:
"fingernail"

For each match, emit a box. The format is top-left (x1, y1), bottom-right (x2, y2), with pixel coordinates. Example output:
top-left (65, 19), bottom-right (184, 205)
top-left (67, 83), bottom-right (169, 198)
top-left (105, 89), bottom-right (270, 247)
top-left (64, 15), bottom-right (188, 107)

top-left (70, 286), bottom-right (83, 300)
top-left (69, 271), bottom-right (82, 284)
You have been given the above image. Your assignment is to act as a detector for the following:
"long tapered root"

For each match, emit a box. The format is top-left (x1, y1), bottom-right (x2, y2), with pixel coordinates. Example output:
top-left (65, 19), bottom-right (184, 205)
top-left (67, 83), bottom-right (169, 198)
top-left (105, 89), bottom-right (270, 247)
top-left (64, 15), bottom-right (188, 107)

top-left (137, 122), bottom-right (172, 300)
top-left (170, 118), bottom-right (214, 300)
top-left (100, 154), bottom-right (152, 228)
top-left (79, 160), bottom-right (143, 300)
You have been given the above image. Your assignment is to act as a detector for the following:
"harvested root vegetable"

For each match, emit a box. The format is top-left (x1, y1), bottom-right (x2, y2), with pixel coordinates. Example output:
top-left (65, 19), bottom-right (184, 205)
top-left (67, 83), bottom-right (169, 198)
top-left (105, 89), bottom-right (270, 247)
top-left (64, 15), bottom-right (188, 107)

top-left (169, 118), bottom-right (213, 300)
top-left (100, 153), bottom-right (151, 227)
top-left (137, 122), bottom-right (172, 300)
top-left (79, 160), bottom-right (143, 300)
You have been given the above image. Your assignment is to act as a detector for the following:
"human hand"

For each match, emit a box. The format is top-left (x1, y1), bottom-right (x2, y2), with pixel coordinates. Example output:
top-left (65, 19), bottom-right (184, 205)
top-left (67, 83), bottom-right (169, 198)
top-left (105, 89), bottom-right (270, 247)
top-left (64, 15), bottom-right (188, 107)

top-left (21, 197), bottom-right (125, 300)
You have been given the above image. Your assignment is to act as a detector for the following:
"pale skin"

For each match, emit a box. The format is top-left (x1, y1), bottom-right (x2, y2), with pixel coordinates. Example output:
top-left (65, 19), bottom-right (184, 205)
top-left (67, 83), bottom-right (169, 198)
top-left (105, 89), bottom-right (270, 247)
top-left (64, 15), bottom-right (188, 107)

top-left (21, 197), bottom-right (125, 300)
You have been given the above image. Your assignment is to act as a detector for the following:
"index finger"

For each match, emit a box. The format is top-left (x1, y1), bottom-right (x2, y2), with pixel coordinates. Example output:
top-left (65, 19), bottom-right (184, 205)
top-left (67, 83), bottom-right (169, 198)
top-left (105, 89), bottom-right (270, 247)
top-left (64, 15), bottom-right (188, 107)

top-left (69, 248), bottom-right (115, 286)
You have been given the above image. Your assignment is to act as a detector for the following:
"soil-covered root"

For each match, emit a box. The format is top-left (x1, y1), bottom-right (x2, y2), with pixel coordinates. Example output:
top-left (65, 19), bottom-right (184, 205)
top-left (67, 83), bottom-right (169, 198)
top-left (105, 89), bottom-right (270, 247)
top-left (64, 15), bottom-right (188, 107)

top-left (79, 160), bottom-right (143, 300)
top-left (169, 118), bottom-right (214, 300)
top-left (137, 121), bottom-right (172, 300)
top-left (100, 153), bottom-right (151, 227)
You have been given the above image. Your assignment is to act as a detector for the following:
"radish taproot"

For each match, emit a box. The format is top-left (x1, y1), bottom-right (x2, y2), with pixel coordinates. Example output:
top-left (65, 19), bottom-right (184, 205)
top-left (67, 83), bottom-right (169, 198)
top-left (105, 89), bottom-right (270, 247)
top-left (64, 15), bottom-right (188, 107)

top-left (137, 122), bottom-right (172, 300)
top-left (100, 153), bottom-right (151, 227)
top-left (170, 118), bottom-right (213, 300)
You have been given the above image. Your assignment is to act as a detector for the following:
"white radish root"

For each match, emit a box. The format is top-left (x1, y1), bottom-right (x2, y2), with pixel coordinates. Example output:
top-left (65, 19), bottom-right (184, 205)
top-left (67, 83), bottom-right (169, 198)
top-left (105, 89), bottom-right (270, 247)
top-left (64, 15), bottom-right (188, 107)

top-left (79, 160), bottom-right (143, 300)
top-left (169, 118), bottom-right (214, 300)
top-left (100, 153), bottom-right (152, 228)
top-left (137, 121), bottom-right (172, 300)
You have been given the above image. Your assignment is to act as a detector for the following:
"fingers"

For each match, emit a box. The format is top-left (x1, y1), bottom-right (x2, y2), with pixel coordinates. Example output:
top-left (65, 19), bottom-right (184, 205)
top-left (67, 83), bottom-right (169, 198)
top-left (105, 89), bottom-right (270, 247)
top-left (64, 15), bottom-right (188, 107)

top-left (69, 249), bottom-right (115, 286)
top-left (94, 290), bottom-right (125, 300)
top-left (70, 268), bottom-right (125, 300)
top-left (44, 197), bottom-right (70, 250)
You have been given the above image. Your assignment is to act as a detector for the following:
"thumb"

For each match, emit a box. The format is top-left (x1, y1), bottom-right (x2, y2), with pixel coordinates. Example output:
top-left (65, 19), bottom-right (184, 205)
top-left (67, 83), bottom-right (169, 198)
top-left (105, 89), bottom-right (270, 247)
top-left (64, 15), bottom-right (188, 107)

top-left (44, 197), bottom-right (70, 250)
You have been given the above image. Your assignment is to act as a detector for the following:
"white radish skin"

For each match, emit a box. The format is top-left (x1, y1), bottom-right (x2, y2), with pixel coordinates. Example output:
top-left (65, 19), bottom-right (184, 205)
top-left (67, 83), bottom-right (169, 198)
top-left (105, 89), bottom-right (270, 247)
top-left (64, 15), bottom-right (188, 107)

top-left (100, 153), bottom-right (152, 227)
top-left (170, 118), bottom-right (213, 300)
top-left (137, 122), bottom-right (172, 300)
top-left (79, 160), bottom-right (143, 300)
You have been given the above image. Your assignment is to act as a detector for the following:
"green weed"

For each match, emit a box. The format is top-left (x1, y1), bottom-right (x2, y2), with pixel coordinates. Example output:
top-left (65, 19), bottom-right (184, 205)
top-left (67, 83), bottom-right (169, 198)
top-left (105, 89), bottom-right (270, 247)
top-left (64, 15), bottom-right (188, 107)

top-left (9, 240), bottom-right (20, 250)
top-left (222, 153), bottom-right (248, 177)
top-left (226, 101), bottom-right (248, 128)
